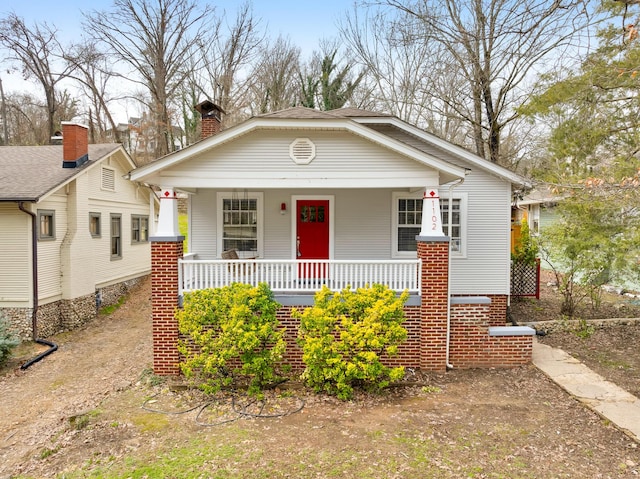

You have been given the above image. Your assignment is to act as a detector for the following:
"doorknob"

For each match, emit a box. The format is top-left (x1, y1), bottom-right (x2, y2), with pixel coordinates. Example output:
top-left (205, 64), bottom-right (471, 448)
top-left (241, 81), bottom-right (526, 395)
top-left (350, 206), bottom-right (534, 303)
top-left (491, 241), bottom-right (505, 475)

top-left (296, 236), bottom-right (301, 257)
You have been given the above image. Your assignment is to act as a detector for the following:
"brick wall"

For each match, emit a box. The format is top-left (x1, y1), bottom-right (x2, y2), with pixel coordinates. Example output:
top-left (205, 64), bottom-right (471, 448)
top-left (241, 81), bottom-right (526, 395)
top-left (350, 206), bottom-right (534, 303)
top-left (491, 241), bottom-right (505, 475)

top-left (151, 237), bottom-right (532, 376)
top-left (449, 300), bottom-right (533, 368)
top-left (151, 240), bottom-right (183, 376)
top-left (270, 304), bottom-right (423, 371)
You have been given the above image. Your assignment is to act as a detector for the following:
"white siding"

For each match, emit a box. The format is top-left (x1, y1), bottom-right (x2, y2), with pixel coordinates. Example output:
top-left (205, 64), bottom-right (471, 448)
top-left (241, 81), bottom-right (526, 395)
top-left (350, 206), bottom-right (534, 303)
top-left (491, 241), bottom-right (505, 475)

top-left (191, 189), bottom-right (395, 261)
top-left (86, 151), bottom-right (153, 288)
top-left (37, 193), bottom-right (67, 302)
top-left (0, 204), bottom-right (31, 306)
top-left (191, 179), bottom-right (511, 296)
top-left (159, 130), bottom-right (439, 188)
top-left (449, 171), bottom-right (512, 295)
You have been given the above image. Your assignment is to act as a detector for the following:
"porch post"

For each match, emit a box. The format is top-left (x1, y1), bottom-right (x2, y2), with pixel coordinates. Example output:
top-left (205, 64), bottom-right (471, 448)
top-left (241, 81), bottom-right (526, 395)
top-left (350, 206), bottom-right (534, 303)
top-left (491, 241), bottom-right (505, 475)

top-left (150, 187), bottom-right (184, 376)
top-left (417, 188), bottom-right (450, 372)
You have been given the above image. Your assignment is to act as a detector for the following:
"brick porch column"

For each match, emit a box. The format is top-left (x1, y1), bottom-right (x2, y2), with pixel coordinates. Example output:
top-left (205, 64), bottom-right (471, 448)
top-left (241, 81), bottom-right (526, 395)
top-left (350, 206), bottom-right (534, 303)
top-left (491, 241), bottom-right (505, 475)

top-left (151, 239), bottom-right (183, 376)
top-left (417, 188), bottom-right (450, 372)
top-left (417, 239), bottom-right (450, 372)
top-left (151, 187), bottom-right (184, 376)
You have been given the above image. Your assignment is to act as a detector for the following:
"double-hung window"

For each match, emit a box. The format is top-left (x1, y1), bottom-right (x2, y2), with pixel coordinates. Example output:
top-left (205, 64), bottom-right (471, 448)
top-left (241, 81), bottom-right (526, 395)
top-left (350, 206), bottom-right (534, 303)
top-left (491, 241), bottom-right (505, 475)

top-left (441, 199), bottom-right (462, 253)
top-left (111, 214), bottom-right (122, 259)
top-left (393, 192), bottom-right (465, 256)
top-left (131, 215), bottom-right (149, 243)
top-left (217, 192), bottom-right (263, 257)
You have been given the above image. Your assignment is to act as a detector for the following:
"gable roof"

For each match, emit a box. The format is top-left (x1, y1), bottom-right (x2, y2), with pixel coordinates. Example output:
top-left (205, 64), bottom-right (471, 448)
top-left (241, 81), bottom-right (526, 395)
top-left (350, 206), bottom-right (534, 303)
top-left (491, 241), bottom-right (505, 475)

top-left (129, 106), bottom-right (530, 188)
top-left (0, 143), bottom-right (129, 202)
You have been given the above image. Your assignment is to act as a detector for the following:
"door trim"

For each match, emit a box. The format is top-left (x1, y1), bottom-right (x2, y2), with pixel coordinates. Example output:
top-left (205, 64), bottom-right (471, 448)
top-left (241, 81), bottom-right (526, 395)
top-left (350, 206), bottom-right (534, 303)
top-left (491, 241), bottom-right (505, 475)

top-left (291, 195), bottom-right (334, 260)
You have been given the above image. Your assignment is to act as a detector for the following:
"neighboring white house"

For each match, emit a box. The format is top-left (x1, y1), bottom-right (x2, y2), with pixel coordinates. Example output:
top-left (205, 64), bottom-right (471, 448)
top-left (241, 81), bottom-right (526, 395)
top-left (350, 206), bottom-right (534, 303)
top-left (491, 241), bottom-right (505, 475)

top-left (0, 122), bottom-right (158, 340)
top-left (129, 104), bottom-right (536, 375)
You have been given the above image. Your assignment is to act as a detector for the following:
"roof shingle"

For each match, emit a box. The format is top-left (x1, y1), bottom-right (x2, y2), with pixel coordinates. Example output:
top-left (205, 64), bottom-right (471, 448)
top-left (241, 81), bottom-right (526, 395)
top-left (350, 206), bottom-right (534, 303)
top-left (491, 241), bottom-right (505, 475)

top-left (0, 144), bottom-right (121, 201)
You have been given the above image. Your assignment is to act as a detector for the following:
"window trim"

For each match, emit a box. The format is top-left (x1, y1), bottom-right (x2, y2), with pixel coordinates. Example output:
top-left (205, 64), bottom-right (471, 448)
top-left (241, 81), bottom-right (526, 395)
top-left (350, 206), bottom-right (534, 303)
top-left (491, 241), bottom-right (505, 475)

top-left (110, 213), bottom-right (122, 260)
top-left (89, 212), bottom-right (101, 238)
top-left (131, 214), bottom-right (149, 244)
top-left (216, 192), bottom-right (264, 258)
top-left (37, 209), bottom-right (56, 241)
top-left (391, 191), bottom-right (467, 258)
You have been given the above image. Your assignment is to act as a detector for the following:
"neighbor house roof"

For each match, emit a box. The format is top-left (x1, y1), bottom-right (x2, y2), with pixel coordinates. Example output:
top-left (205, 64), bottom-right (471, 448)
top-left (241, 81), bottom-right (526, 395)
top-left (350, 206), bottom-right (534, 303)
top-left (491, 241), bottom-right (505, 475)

top-left (0, 144), bottom-right (124, 202)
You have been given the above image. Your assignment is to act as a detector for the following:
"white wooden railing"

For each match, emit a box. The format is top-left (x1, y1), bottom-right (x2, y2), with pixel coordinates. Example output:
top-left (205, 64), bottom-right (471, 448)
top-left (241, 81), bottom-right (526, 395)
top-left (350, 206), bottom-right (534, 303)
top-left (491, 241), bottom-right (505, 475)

top-left (179, 259), bottom-right (421, 295)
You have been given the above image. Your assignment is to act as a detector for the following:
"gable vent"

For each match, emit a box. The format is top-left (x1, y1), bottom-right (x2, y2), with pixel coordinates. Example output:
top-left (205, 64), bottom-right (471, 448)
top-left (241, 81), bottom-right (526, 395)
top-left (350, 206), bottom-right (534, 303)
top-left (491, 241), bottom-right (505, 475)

top-left (289, 138), bottom-right (316, 164)
top-left (101, 167), bottom-right (115, 191)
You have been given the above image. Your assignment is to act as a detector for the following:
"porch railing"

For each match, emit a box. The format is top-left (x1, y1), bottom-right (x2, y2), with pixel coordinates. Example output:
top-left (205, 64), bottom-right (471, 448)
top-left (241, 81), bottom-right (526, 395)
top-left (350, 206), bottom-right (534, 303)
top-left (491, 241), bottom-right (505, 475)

top-left (178, 259), bottom-right (421, 296)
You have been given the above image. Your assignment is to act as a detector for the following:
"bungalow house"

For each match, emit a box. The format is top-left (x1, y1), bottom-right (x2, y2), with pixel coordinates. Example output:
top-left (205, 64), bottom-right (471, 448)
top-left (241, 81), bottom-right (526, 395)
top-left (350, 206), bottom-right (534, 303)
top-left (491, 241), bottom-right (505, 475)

top-left (129, 103), bottom-right (536, 375)
top-left (0, 122), bottom-right (158, 341)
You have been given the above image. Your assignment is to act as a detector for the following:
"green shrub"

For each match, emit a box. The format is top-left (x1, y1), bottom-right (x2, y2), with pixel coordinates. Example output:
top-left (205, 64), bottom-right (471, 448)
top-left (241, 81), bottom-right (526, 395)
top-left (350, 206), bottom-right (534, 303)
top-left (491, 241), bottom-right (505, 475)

top-left (294, 284), bottom-right (408, 400)
top-left (0, 313), bottom-right (20, 367)
top-left (177, 283), bottom-right (286, 397)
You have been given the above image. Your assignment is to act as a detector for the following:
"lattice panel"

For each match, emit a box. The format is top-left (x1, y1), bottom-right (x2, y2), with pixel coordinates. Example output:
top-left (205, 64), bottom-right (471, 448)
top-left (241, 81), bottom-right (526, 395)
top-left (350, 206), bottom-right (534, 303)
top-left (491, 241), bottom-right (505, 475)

top-left (511, 260), bottom-right (540, 298)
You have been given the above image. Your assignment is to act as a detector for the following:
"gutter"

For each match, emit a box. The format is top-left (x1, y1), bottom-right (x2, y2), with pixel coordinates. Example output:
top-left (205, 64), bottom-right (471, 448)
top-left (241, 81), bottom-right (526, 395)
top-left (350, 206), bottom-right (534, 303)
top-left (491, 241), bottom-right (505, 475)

top-left (445, 177), bottom-right (466, 370)
top-left (17, 202), bottom-right (58, 369)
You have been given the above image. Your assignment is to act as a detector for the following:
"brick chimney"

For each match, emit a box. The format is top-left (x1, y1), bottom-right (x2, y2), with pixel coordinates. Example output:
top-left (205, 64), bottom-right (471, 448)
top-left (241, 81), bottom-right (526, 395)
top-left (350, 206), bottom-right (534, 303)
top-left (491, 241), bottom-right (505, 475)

top-left (195, 100), bottom-right (225, 139)
top-left (61, 122), bottom-right (89, 168)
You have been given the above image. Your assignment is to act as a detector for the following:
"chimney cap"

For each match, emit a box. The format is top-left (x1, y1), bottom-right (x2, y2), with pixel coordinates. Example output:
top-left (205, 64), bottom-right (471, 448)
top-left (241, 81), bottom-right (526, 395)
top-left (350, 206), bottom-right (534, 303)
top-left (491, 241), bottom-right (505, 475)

top-left (195, 100), bottom-right (225, 118)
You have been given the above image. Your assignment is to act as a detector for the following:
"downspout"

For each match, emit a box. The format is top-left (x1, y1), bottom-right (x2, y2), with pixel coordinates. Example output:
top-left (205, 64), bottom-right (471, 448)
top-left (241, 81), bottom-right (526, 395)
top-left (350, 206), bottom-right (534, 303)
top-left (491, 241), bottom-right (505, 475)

top-left (17, 201), bottom-right (58, 369)
top-left (445, 176), bottom-right (466, 370)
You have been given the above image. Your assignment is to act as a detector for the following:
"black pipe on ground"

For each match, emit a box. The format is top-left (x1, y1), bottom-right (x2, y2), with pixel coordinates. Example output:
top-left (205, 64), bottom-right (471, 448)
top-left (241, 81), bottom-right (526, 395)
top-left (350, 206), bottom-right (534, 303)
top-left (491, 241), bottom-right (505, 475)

top-left (20, 339), bottom-right (58, 370)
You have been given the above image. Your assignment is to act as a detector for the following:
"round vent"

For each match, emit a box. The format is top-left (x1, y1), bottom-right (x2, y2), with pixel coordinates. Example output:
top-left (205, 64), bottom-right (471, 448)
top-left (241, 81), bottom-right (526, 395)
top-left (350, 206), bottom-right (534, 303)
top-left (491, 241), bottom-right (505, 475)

top-left (289, 138), bottom-right (316, 164)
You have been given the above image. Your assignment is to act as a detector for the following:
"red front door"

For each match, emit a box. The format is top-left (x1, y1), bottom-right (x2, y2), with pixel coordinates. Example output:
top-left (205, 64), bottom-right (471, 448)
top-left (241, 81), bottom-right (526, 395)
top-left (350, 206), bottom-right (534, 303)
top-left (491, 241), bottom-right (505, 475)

top-left (296, 200), bottom-right (329, 278)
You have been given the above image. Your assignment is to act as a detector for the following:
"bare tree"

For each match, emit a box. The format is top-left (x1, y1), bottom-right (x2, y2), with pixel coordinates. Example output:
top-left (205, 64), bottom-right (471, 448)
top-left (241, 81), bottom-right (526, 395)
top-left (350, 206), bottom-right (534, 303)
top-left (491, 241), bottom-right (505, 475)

top-left (0, 13), bottom-right (76, 141)
top-left (247, 36), bottom-right (301, 114)
top-left (198, 1), bottom-right (264, 127)
top-left (340, 8), bottom-right (443, 125)
top-left (358, 0), bottom-right (595, 164)
top-left (63, 41), bottom-right (120, 143)
top-left (86, 0), bottom-right (214, 158)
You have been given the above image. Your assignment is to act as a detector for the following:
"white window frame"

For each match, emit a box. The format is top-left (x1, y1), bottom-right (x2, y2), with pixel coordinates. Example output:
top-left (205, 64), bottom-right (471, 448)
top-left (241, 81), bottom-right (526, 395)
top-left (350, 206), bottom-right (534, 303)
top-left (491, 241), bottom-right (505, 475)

top-left (216, 192), bottom-right (264, 258)
top-left (391, 191), bottom-right (467, 258)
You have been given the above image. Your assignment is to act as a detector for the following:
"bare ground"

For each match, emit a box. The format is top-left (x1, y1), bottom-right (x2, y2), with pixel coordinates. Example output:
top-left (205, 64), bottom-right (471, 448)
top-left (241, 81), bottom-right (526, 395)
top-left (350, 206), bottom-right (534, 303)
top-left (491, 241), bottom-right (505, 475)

top-left (1, 275), bottom-right (639, 478)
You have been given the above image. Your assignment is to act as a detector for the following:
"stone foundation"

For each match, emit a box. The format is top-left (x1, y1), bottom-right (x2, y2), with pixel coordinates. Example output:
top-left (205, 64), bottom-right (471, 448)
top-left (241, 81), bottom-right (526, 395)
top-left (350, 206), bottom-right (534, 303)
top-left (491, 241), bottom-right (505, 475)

top-left (1, 275), bottom-right (147, 340)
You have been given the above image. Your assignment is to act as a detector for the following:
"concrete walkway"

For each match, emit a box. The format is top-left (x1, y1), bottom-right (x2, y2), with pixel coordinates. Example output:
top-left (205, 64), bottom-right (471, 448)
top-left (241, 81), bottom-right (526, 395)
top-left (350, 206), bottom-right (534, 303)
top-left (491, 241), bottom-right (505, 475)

top-left (533, 340), bottom-right (640, 442)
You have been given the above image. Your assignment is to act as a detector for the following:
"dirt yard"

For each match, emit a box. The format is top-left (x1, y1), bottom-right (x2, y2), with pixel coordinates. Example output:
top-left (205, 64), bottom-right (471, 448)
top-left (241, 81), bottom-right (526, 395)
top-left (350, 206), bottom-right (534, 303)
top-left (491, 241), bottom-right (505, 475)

top-left (1, 275), bottom-right (639, 478)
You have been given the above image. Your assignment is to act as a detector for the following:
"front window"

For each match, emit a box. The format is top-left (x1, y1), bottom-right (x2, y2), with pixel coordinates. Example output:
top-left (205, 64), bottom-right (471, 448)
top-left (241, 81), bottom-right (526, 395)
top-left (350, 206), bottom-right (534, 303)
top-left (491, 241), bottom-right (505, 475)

top-left (441, 199), bottom-right (462, 252)
top-left (131, 215), bottom-right (149, 243)
top-left (217, 192), bottom-right (263, 257)
top-left (393, 193), bottom-right (465, 256)
top-left (397, 198), bottom-right (422, 252)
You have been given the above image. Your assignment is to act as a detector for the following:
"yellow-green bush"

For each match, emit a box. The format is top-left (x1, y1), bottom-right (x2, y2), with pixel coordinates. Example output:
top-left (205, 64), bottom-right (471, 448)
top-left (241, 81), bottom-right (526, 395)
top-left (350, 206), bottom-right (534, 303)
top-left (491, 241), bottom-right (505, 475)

top-left (294, 284), bottom-right (408, 400)
top-left (177, 283), bottom-right (285, 396)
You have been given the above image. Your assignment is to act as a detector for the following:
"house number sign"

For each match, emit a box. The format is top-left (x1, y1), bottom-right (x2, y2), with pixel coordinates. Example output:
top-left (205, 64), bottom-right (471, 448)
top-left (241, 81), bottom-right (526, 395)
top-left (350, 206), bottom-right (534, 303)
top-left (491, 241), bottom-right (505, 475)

top-left (419, 189), bottom-right (444, 237)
